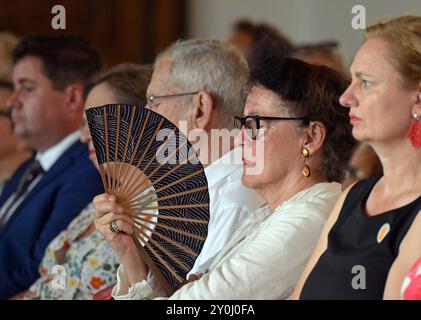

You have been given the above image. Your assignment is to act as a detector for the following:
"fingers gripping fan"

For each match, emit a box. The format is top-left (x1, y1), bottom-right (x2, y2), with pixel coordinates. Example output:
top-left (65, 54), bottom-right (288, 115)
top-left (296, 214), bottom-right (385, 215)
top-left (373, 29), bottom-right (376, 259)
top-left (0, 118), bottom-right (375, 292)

top-left (86, 104), bottom-right (210, 295)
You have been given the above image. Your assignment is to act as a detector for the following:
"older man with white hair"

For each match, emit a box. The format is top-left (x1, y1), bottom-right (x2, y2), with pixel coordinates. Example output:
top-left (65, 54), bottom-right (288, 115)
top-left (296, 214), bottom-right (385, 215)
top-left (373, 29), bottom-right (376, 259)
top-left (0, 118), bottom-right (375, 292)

top-left (146, 39), bottom-right (264, 275)
top-left (95, 38), bottom-right (264, 281)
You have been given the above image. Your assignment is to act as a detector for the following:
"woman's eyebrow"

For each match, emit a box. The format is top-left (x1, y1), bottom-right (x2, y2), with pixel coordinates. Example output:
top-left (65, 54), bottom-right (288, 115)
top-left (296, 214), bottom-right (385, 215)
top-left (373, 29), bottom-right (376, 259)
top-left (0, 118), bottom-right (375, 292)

top-left (353, 71), bottom-right (376, 80)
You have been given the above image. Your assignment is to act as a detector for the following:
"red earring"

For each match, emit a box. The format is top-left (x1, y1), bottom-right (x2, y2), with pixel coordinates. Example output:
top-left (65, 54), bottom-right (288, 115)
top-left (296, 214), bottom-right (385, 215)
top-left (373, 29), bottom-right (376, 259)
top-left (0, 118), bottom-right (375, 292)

top-left (407, 112), bottom-right (421, 149)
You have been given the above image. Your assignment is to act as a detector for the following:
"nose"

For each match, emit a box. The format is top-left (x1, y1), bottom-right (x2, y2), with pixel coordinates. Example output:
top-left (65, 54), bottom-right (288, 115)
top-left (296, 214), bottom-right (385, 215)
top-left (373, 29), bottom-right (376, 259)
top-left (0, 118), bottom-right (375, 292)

top-left (5, 90), bottom-right (21, 111)
top-left (339, 84), bottom-right (358, 109)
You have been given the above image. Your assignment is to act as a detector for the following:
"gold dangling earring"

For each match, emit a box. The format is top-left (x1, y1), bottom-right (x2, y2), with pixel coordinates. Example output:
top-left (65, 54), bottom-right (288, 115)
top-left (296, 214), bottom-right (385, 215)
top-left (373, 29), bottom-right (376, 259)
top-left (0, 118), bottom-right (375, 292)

top-left (302, 148), bottom-right (311, 177)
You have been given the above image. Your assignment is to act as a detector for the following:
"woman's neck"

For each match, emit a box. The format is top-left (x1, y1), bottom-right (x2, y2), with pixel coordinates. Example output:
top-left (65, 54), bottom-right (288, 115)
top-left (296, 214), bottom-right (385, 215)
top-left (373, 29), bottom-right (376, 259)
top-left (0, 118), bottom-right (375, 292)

top-left (0, 149), bottom-right (33, 182)
top-left (372, 140), bottom-right (421, 196)
top-left (259, 171), bottom-right (326, 212)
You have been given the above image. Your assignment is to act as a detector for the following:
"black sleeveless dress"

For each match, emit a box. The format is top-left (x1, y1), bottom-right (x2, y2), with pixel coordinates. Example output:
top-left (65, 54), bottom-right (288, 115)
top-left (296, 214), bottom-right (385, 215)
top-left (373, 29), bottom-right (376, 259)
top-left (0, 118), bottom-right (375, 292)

top-left (300, 177), bottom-right (420, 300)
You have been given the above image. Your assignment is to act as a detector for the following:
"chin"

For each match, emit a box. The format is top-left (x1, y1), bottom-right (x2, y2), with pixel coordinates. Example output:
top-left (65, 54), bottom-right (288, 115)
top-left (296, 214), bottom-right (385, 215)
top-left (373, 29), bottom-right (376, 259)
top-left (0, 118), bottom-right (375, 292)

top-left (351, 127), bottom-right (367, 142)
top-left (241, 171), bottom-right (260, 189)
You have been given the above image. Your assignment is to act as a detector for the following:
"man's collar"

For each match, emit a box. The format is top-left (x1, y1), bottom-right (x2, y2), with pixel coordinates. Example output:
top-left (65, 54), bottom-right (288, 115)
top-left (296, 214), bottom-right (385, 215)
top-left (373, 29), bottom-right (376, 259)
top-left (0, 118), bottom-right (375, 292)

top-left (36, 131), bottom-right (81, 171)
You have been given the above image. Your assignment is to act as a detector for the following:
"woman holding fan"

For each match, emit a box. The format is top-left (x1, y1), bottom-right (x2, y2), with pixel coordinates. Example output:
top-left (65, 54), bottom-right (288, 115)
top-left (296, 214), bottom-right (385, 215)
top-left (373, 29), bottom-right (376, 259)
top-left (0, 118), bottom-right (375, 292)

top-left (93, 51), bottom-right (356, 299)
top-left (18, 64), bottom-right (152, 300)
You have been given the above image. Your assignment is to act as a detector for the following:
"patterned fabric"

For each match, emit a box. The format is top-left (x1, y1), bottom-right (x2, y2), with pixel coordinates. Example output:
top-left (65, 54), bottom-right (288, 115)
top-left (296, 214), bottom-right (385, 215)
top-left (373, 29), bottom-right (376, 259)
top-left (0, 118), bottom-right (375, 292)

top-left (24, 203), bottom-right (120, 300)
top-left (401, 256), bottom-right (421, 300)
top-left (86, 105), bottom-right (210, 291)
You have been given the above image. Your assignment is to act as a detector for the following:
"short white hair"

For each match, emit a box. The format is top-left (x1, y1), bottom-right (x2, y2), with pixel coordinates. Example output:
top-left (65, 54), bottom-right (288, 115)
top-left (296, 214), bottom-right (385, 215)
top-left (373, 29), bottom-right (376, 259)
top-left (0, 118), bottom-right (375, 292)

top-left (155, 38), bottom-right (249, 128)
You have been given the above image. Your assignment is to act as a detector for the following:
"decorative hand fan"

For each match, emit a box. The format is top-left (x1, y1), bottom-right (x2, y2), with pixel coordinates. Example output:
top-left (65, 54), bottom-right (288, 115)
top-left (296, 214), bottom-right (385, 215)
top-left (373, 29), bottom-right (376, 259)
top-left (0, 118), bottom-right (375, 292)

top-left (86, 104), bottom-right (210, 295)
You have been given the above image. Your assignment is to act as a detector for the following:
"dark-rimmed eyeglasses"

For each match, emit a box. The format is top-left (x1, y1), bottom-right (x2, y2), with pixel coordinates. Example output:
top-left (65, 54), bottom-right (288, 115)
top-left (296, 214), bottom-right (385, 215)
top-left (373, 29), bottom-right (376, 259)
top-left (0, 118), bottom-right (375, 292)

top-left (234, 115), bottom-right (310, 140)
top-left (147, 91), bottom-right (199, 107)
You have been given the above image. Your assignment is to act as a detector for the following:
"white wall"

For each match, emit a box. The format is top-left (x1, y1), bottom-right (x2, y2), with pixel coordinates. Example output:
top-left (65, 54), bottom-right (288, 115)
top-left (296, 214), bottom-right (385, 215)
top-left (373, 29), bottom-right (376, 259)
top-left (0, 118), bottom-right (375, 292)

top-left (187, 0), bottom-right (421, 65)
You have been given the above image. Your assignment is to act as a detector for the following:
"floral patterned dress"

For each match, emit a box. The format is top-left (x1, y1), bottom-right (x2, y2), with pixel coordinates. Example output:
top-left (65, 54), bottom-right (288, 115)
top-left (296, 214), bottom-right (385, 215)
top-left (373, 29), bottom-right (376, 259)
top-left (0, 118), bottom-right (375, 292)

top-left (24, 203), bottom-right (120, 300)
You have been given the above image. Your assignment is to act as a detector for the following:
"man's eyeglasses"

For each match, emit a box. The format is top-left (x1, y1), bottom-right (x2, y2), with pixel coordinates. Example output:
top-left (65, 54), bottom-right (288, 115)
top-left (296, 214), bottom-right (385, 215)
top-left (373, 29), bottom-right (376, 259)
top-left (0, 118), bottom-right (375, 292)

top-left (147, 91), bottom-right (198, 108)
top-left (0, 110), bottom-right (11, 119)
top-left (234, 115), bottom-right (310, 140)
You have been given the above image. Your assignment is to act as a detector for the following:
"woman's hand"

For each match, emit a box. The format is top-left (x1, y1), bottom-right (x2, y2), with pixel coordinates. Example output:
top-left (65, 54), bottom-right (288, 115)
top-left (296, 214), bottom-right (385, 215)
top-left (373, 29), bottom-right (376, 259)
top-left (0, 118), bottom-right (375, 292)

top-left (93, 193), bottom-right (149, 285)
top-left (93, 193), bottom-right (137, 260)
top-left (186, 273), bottom-right (203, 283)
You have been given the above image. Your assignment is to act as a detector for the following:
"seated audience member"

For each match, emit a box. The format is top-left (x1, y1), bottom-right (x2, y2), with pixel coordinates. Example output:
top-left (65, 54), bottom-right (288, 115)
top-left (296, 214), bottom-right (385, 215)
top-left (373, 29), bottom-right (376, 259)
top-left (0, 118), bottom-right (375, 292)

top-left (293, 41), bottom-right (348, 76)
top-left (18, 64), bottom-right (152, 300)
top-left (0, 35), bottom-right (104, 299)
top-left (123, 39), bottom-right (264, 276)
top-left (293, 15), bottom-right (421, 300)
top-left (228, 19), bottom-right (294, 66)
top-left (93, 53), bottom-right (356, 299)
top-left (401, 255), bottom-right (421, 300)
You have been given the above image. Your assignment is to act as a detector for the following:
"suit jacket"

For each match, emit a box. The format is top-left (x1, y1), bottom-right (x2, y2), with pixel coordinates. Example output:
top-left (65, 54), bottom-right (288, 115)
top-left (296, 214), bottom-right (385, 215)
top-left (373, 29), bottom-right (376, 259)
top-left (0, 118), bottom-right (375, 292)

top-left (0, 140), bottom-right (103, 299)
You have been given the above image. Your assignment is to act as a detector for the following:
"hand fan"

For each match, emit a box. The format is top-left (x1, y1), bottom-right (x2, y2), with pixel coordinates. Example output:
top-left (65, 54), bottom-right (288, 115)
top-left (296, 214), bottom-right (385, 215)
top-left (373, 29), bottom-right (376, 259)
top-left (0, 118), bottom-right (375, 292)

top-left (86, 104), bottom-right (210, 295)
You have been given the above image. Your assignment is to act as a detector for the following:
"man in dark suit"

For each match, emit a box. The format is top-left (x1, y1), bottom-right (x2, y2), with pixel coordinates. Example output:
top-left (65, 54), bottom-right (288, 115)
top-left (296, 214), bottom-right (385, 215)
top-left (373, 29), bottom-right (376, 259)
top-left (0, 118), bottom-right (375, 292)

top-left (0, 35), bottom-right (104, 299)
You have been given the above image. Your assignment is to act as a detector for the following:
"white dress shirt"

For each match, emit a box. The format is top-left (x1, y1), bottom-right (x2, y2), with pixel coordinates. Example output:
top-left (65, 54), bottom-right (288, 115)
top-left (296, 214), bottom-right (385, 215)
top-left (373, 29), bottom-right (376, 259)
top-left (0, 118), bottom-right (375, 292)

top-left (35, 130), bottom-right (81, 171)
top-left (189, 148), bottom-right (264, 275)
top-left (112, 181), bottom-right (342, 300)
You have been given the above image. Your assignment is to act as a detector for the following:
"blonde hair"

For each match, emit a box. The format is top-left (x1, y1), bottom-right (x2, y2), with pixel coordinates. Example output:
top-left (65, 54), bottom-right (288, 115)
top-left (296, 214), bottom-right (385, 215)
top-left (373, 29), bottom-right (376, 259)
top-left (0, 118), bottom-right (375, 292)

top-left (365, 15), bottom-right (421, 89)
top-left (0, 32), bottom-right (19, 82)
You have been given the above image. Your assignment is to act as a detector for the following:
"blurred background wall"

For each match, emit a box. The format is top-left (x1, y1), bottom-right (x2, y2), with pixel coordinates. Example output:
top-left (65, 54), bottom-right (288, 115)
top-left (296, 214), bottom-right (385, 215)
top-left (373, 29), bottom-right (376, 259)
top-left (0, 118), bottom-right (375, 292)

top-left (0, 0), bottom-right (186, 66)
top-left (188, 0), bottom-right (421, 65)
top-left (0, 0), bottom-right (420, 66)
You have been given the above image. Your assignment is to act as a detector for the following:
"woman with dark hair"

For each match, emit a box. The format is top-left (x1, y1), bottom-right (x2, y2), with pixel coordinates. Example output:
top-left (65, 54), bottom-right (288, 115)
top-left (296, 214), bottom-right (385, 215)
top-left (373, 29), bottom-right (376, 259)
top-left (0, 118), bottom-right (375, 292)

top-left (93, 53), bottom-right (356, 299)
top-left (293, 15), bottom-right (421, 300)
top-left (17, 63), bottom-right (152, 300)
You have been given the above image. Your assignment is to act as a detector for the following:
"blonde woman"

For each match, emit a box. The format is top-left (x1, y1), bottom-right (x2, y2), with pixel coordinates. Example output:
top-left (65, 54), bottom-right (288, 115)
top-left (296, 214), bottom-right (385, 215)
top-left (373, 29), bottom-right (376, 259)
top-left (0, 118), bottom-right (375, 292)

top-left (293, 15), bottom-right (421, 300)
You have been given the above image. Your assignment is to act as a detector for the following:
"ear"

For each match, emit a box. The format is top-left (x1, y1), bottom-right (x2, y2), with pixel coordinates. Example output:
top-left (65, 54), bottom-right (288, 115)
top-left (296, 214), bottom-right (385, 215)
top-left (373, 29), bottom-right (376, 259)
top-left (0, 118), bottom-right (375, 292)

top-left (65, 83), bottom-right (85, 112)
top-left (302, 121), bottom-right (327, 156)
top-left (191, 91), bottom-right (214, 130)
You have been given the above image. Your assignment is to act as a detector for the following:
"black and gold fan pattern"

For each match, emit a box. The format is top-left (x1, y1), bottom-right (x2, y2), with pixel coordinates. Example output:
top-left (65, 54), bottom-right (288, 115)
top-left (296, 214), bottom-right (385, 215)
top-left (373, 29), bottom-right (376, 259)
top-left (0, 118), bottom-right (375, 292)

top-left (86, 104), bottom-right (210, 295)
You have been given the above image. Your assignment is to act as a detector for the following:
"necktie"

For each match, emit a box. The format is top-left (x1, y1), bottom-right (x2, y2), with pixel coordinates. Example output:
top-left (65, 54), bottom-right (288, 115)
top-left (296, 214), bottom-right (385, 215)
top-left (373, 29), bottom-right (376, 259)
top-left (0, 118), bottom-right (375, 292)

top-left (0, 160), bottom-right (44, 228)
